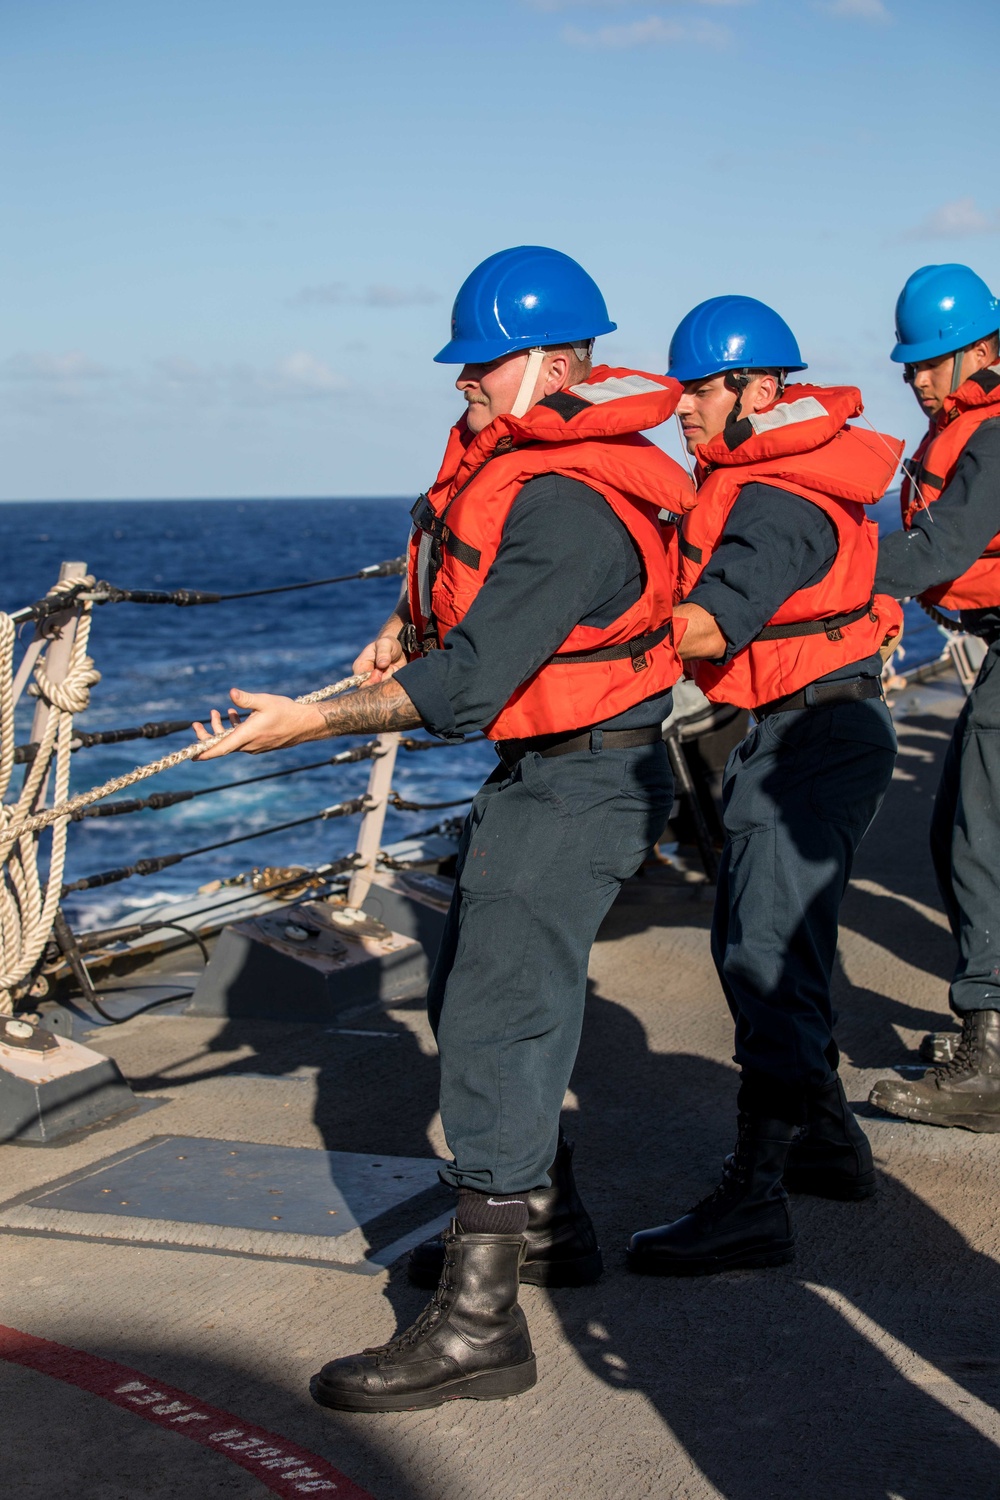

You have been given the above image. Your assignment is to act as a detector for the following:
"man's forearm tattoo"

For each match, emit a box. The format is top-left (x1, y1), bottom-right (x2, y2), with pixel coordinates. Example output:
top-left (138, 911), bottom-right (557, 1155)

top-left (319, 680), bottom-right (422, 737)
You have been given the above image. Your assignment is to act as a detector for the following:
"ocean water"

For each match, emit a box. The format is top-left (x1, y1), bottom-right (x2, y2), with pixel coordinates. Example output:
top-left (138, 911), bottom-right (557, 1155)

top-left (0, 495), bottom-right (947, 933)
top-left (0, 498), bottom-right (495, 930)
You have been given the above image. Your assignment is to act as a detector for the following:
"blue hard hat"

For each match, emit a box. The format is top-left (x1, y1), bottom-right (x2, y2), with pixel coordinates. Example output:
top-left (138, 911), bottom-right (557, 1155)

top-left (667, 295), bottom-right (807, 383)
top-left (434, 245), bottom-right (616, 364)
top-left (891, 263), bottom-right (1000, 364)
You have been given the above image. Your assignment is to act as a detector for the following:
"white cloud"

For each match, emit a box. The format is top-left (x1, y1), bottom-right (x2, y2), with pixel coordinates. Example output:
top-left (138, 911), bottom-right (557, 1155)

top-left (272, 351), bottom-right (346, 395)
top-left (151, 352), bottom-right (347, 403)
top-left (0, 350), bottom-right (348, 415)
top-left (1, 351), bottom-right (110, 382)
top-left (898, 197), bottom-right (1000, 242)
top-left (290, 281), bottom-right (440, 309)
top-left (818, 0), bottom-right (891, 20)
top-left (564, 14), bottom-right (732, 45)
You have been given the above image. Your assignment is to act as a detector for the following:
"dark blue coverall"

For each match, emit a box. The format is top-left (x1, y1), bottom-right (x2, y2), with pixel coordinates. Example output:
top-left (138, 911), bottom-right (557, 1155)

top-left (685, 484), bottom-right (897, 1119)
top-left (876, 418), bottom-right (1000, 1016)
top-left (396, 473), bottom-right (675, 1194)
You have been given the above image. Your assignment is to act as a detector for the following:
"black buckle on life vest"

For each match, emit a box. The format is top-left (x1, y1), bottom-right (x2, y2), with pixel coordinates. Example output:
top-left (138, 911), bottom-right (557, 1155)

top-left (411, 493), bottom-right (436, 531)
top-left (398, 623), bottom-right (421, 659)
top-left (630, 638), bottom-right (650, 672)
top-left (757, 599), bottom-right (875, 643)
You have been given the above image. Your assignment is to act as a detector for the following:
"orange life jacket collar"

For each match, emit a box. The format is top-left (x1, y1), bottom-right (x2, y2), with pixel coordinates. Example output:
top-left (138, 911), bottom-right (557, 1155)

top-left (900, 363), bottom-right (1000, 611)
top-left (407, 366), bottom-right (693, 740)
top-left (679, 384), bottom-right (903, 710)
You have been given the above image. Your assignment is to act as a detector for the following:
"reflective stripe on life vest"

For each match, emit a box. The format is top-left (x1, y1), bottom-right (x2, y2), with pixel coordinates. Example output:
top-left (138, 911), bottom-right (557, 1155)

top-left (406, 366), bottom-right (695, 740)
top-left (678, 384), bottom-right (904, 709)
top-left (901, 363), bottom-right (1000, 612)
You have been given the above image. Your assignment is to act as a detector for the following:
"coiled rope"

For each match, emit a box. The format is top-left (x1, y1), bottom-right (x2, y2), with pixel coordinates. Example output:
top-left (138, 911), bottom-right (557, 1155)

top-left (0, 620), bottom-right (368, 1010)
top-left (0, 580), bottom-right (102, 1012)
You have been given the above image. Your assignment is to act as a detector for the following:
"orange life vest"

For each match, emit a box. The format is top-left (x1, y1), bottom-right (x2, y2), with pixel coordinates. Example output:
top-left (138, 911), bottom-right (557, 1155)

top-left (677, 384), bottom-right (904, 709)
top-left (900, 363), bottom-right (1000, 611)
top-left (407, 366), bottom-right (694, 741)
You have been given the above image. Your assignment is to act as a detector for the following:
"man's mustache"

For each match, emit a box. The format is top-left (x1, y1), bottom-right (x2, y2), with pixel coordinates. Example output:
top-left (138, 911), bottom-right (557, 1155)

top-left (464, 392), bottom-right (489, 405)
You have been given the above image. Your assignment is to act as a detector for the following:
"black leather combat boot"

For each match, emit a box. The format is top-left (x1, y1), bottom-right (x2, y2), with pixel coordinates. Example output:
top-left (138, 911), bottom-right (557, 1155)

top-left (626, 1113), bottom-right (797, 1276)
top-left (311, 1223), bottom-right (536, 1412)
top-left (919, 1029), bottom-right (960, 1064)
top-left (408, 1134), bottom-right (603, 1290)
top-left (869, 1009), bottom-right (1000, 1132)
top-left (783, 1075), bottom-right (876, 1200)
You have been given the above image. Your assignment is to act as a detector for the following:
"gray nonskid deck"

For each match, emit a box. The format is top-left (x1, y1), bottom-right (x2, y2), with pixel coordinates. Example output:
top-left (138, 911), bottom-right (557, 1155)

top-left (1, 692), bottom-right (998, 1499)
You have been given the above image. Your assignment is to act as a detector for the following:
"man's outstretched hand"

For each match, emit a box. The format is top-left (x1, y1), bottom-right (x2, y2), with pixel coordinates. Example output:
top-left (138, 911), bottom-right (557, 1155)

top-left (192, 676), bottom-right (424, 760)
top-left (192, 689), bottom-right (325, 759)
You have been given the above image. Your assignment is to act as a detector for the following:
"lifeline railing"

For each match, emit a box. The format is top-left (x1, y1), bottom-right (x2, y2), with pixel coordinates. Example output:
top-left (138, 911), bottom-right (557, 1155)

top-left (0, 556), bottom-right (479, 1016)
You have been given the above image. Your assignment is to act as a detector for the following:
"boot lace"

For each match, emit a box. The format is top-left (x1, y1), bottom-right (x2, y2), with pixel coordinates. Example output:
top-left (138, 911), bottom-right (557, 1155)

top-left (690, 1119), bottom-right (752, 1217)
top-left (364, 1251), bottom-right (456, 1363)
top-left (937, 1015), bottom-right (980, 1081)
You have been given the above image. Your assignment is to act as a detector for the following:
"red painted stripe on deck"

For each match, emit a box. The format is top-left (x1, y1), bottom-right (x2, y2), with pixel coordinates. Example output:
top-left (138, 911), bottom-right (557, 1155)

top-left (0, 1324), bottom-right (373, 1498)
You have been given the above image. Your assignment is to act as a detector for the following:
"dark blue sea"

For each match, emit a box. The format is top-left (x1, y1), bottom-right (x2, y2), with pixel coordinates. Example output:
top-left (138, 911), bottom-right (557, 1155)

top-left (0, 498), bottom-right (496, 930)
top-left (0, 496), bottom-right (945, 932)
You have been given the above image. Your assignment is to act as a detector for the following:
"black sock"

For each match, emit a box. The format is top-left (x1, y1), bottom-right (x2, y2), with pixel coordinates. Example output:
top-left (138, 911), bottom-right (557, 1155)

top-left (738, 1072), bottom-right (808, 1127)
top-left (456, 1187), bottom-right (529, 1236)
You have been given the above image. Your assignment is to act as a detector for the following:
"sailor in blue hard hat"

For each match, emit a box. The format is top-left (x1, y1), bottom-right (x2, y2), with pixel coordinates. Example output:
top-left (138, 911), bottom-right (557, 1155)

top-left (869, 264), bottom-right (1000, 1132)
top-left (193, 245), bottom-right (693, 1407)
top-left (628, 293), bottom-right (902, 1278)
top-left (664, 293), bottom-right (806, 422)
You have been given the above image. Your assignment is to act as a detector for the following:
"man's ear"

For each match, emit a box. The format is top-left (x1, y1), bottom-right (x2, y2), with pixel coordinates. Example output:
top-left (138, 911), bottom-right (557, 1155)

top-left (542, 351), bottom-right (572, 394)
top-left (971, 337), bottom-right (997, 372)
top-left (748, 373), bottom-right (779, 413)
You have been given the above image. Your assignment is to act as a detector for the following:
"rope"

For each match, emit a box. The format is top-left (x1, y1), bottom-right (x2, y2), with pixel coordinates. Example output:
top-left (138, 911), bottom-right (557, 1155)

top-left (0, 671), bottom-right (369, 850)
top-left (0, 578), bottom-right (102, 1013)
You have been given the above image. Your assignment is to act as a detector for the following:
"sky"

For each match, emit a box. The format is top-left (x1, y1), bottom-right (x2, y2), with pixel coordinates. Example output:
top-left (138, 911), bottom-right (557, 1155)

top-left (1, 0), bottom-right (998, 500)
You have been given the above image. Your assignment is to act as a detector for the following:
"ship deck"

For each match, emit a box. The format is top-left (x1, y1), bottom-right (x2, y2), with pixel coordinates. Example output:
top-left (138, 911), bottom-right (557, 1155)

top-left (3, 671), bottom-right (998, 1500)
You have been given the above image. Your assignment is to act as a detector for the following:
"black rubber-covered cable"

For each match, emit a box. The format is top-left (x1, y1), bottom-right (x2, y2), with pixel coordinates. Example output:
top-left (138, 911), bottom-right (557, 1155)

top-left (11, 555), bottom-right (406, 624)
top-left (210, 555), bottom-right (406, 601)
top-left (387, 791), bottom-right (473, 812)
top-left (56, 860), bottom-right (358, 1024)
top-left (15, 718), bottom-right (196, 766)
top-left (61, 798), bottom-right (368, 893)
top-left (71, 743), bottom-right (381, 819)
top-left (70, 856), bottom-right (359, 953)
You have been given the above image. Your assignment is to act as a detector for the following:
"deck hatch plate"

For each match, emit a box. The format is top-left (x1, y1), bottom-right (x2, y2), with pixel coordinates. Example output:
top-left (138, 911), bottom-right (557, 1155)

top-left (0, 1135), bottom-right (452, 1272)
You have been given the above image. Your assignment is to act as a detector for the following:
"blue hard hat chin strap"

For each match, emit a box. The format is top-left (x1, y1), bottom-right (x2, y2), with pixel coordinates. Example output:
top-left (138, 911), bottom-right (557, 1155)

top-left (724, 371), bottom-right (750, 428)
top-left (723, 368), bottom-right (787, 430)
top-left (951, 348), bottom-right (966, 394)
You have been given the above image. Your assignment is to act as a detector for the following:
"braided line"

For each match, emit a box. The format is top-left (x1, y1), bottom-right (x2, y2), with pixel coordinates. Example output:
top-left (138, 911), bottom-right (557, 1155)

top-left (0, 671), bottom-right (369, 847)
top-left (0, 582), bottom-right (103, 1010)
top-left (0, 592), bottom-right (369, 1010)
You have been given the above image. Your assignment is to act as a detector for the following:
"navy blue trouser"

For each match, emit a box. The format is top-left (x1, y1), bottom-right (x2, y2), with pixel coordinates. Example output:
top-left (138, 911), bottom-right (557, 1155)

top-left (712, 699), bottom-right (897, 1111)
top-left (930, 640), bottom-right (1000, 1014)
top-left (427, 739), bottom-right (672, 1194)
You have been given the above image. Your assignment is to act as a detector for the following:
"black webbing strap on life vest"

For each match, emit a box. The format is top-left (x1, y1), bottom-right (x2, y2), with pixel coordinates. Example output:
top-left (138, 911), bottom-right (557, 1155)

top-left (905, 457), bottom-right (946, 494)
top-left (550, 622), bottom-right (673, 673)
top-left (410, 494), bottom-right (482, 572)
top-left (755, 599), bottom-right (875, 644)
